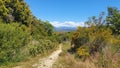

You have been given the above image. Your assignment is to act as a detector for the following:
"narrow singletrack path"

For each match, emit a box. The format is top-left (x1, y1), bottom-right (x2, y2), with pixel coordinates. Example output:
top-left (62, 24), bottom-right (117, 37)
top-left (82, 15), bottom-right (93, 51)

top-left (13, 44), bottom-right (62, 68)
top-left (32, 44), bottom-right (62, 68)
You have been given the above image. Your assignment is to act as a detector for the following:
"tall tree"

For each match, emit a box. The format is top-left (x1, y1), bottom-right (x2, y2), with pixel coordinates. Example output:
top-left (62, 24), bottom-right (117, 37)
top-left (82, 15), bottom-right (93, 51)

top-left (106, 7), bottom-right (120, 35)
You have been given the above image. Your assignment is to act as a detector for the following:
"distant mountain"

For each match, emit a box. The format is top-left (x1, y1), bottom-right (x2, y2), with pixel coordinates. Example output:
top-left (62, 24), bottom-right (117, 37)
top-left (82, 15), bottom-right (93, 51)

top-left (54, 27), bottom-right (77, 32)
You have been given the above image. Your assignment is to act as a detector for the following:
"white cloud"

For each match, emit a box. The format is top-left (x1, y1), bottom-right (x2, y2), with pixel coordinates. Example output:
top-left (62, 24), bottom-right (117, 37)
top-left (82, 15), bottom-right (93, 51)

top-left (50, 21), bottom-right (85, 27)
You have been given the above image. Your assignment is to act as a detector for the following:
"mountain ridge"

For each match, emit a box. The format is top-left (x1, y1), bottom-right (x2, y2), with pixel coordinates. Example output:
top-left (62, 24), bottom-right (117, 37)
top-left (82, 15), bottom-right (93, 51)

top-left (54, 26), bottom-right (77, 32)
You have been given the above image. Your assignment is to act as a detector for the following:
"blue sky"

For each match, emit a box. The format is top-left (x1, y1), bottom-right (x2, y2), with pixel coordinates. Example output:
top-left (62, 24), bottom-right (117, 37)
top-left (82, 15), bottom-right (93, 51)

top-left (25, 0), bottom-right (120, 27)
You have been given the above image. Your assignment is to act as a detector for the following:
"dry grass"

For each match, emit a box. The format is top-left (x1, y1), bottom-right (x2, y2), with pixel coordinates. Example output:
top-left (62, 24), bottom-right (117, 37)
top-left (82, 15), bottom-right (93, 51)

top-left (52, 42), bottom-right (97, 68)
top-left (53, 52), bottom-right (97, 68)
top-left (96, 45), bottom-right (120, 68)
top-left (52, 42), bottom-right (120, 68)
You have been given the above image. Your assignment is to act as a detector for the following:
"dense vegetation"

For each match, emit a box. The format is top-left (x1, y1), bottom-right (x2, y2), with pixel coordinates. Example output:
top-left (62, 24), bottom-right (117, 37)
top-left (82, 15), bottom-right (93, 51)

top-left (70, 7), bottom-right (120, 68)
top-left (0, 0), bottom-right (58, 66)
top-left (0, 0), bottom-right (120, 68)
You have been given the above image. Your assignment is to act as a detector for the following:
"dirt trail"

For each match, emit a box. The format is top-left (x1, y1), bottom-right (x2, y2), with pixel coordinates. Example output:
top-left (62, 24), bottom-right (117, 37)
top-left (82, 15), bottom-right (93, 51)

top-left (32, 44), bottom-right (62, 68)
top-left (13, 44), bottom-right (62, 68)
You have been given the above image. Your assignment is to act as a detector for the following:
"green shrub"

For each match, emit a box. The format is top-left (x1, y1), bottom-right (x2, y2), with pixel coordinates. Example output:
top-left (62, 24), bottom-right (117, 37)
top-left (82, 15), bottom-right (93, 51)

top-left (0, 23), bottom-right (30, 64)
top-left (71, 27), bottom-right (89, 52)
top-left (71, 25), bottom-right (114, 55)
top-left (88, 27), bottom-right (113, 53)
top-left (76, 45), bottom-right (90, 60)
top-left (28, 39), bottom-right (57, 56)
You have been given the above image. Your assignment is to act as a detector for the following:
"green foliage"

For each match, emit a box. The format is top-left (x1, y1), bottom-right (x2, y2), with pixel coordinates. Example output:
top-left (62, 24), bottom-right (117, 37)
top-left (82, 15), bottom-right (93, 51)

top-left (71, 27), bottom-right (89, 50)
top-left (81, 27), bottom-right (110, 53)
top-left (31, 21), bottom-right (47, 40)
top-left (85, 12), bottom-right (105, 28)
top-left (71, 14), bottom-right (113, 57)
top-left (69, 7), bottom-right (120, 67)
top-left (76, 45), bottom-right (90, 58)
top-left (0, 0), bottom-right (58, 66)
top-left (106, 7), bottom-right (120, 35)
top-left (29, 39), bottom-right (57, 56)
top-left (0, 0), bottom-right (33, 26)
top-left (43, 21), bottom-right (54, 36)
top-left (53, 32), bottom-right (72, 43)
top-left (89, 27), bottom-right (112, 53)
top-left (0, 22), bottom-right (30, 64)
